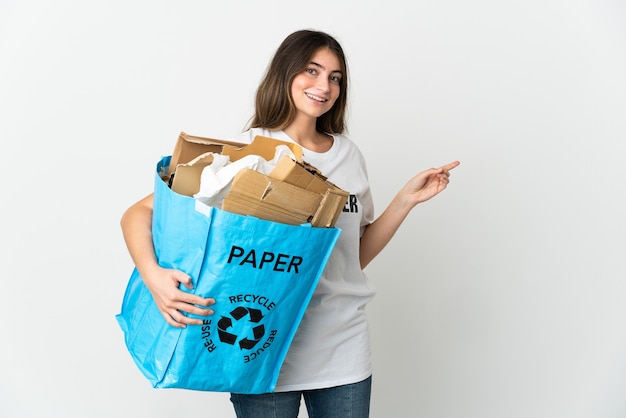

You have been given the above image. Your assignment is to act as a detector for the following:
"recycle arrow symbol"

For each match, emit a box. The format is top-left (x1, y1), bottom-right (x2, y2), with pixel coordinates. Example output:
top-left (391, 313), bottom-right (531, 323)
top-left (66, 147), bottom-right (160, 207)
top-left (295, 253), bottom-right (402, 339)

top-left (217, 316), bottom-right (236, 345)
top-left (239, 324), bottom-right (265, 350)
top-left (217, 306), bottom-right (265, 350)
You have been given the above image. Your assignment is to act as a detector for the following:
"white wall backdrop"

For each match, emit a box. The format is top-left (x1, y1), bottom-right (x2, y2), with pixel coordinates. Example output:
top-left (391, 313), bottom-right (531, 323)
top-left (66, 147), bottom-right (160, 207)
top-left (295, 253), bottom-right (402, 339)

top-left (1, 1), bottom-right (625, 417)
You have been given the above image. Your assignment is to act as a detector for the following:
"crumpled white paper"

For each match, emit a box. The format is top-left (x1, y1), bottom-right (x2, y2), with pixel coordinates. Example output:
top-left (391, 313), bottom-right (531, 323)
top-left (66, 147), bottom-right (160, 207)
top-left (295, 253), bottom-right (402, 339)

top-left (193, 144), bottom-right (297, 208)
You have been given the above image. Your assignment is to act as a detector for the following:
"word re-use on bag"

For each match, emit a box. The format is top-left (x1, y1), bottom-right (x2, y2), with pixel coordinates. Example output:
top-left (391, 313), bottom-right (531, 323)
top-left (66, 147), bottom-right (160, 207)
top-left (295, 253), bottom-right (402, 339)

top-left (116, 149), bottom-right (342, 394)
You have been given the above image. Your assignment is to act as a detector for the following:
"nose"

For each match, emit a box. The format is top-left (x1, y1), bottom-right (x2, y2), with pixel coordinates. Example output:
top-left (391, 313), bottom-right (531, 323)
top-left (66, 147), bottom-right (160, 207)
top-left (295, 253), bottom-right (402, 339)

top-left (316, 75), bottom-right (330, 93)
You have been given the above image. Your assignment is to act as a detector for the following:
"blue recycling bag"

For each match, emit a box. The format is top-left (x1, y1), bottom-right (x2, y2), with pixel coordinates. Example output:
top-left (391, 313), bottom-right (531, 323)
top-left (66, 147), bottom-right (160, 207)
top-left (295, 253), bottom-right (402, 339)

top-left (116, 156), bottom-right (341, 394)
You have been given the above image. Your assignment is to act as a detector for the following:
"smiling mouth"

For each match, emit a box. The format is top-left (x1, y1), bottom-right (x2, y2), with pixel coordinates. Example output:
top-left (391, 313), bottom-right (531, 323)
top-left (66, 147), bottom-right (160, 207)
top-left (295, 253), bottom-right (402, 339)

top-left (305, 92), bottom-right (328, 102)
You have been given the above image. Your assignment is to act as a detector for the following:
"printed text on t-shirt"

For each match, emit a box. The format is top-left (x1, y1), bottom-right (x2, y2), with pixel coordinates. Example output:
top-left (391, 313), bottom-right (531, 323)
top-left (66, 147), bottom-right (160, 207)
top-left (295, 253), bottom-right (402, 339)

top-left (343, 194), bottom-right (358, 213)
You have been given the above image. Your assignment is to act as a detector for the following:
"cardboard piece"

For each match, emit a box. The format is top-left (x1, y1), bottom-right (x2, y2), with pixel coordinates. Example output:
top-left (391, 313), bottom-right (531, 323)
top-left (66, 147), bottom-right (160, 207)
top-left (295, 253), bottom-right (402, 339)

top-left (222, 169), bottom-right (323, 226)
top-left (221, 135), bottom-right (303, 164)
top-left (269, 157), bottom-right (349, 228)
top-left (167, 132), bottom-right (303, 176)
top-left (170, 152), bottom-right (215, 197)
top-left (168, 132), bottom-right (245, 176)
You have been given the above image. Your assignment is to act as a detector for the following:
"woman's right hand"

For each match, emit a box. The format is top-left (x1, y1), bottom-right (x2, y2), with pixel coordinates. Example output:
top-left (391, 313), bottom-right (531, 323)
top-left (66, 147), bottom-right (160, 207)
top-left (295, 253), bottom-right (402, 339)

top-left (121, 193), bottom-right (215, 328)
top-left (142, 265), bottom-right (215, 328)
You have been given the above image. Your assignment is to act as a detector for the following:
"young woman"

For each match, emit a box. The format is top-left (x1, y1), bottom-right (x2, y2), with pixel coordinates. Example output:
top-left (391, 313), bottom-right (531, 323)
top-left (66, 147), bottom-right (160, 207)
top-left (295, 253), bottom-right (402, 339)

top-left (121, 29), bottom-right (459, 418)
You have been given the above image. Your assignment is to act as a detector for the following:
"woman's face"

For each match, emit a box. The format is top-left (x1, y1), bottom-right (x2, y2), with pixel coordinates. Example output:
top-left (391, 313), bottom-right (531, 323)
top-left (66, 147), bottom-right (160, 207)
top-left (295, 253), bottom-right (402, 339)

top-left (290, 47), bottom-right (342, 120)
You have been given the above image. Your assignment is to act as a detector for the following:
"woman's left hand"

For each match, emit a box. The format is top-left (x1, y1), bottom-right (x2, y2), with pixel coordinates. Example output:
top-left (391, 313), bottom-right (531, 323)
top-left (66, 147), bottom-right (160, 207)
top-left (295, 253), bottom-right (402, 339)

top-left (400, 160), bottom-right (460, 208)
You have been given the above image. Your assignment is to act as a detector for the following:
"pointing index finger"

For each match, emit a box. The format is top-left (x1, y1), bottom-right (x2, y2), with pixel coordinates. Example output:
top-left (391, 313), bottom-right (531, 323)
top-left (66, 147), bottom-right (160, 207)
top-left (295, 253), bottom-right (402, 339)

top-left (441, 161), bottom-right (460, 172)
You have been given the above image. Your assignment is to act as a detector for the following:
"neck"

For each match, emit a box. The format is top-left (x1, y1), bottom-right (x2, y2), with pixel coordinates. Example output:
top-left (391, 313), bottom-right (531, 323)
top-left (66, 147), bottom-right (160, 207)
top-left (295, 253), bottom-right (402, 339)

top-left (284, 117), bottom-right (333, 153)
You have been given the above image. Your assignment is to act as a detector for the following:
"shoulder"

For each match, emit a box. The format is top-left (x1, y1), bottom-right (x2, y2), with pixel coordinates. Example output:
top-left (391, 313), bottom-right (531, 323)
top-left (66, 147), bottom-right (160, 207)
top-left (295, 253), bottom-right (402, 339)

top-left (331, 134), bottom-right (367, 163)
top-left (333, 133), bottom-right (360, 150)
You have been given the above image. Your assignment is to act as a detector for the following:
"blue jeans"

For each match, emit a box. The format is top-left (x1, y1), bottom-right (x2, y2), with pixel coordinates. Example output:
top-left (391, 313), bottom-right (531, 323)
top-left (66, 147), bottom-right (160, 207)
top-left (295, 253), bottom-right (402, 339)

top-left (230, 375), bottom-right (372, 418)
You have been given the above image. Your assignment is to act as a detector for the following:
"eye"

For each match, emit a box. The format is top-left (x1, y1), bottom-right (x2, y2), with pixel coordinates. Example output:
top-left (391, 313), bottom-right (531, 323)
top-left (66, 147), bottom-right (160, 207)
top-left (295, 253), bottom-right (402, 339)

top-left (306, 68), bottom-right (317, 75)
top-left (330, 75), bottom-right (341, 84)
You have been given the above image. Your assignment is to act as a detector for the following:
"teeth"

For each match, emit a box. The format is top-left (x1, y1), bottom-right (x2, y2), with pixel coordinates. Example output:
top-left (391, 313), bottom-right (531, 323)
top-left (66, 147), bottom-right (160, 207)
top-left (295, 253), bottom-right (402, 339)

top-left (305, 93), bottom-right (327, 102)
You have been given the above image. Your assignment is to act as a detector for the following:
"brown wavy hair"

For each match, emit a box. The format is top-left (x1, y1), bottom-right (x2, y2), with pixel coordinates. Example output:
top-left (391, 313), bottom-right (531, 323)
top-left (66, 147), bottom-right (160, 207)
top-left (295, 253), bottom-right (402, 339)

top-left (247, 29), bottom-right (349, 135)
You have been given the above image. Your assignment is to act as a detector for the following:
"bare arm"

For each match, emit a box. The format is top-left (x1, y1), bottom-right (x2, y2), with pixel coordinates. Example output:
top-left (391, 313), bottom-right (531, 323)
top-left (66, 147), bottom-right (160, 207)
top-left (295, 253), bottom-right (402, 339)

top-left (359, 161), bottom-right (460, 269)
top-left (120, 194), bottom-right (214, 327)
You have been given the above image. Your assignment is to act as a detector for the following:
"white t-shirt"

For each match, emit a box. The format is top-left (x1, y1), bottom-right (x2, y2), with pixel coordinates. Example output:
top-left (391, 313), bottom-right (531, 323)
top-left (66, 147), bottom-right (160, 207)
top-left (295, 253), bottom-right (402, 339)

top-left (230, 128), bottom-right (376, 392)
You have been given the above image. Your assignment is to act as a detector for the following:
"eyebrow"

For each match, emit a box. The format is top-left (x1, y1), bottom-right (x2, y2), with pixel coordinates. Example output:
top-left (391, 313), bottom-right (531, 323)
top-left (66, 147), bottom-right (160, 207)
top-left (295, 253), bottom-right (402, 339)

top-left (310, 61), bottom-right (342, 75)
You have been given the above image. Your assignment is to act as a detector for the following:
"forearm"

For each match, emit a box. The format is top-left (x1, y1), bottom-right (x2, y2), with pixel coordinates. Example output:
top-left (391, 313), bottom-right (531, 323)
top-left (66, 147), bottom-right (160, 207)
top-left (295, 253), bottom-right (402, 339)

top-left (359, 161), bottom-right (459, 269)
top-left (120, 194), bottom-right (160, 278)
top-left (359, 193), bottom-right (413, 269)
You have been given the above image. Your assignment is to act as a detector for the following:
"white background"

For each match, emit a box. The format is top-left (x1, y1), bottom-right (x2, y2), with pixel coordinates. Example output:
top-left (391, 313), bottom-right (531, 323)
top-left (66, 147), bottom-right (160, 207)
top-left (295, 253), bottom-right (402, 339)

top-left (1, 1), bottom-right (625, 417)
